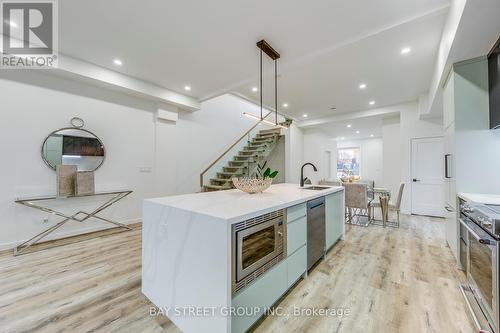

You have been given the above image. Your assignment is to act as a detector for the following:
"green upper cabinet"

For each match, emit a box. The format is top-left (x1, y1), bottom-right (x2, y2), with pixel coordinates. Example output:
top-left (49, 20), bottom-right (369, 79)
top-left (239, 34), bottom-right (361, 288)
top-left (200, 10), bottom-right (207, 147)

top-left (325, 190), bottom-right (344, 250)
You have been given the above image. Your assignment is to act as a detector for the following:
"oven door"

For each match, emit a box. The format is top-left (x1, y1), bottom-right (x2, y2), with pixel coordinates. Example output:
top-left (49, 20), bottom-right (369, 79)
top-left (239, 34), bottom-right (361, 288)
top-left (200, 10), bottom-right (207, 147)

top-left (461, 217), bottom-right (499, 332)
top-left (236, 217), bottom-right (283, 282)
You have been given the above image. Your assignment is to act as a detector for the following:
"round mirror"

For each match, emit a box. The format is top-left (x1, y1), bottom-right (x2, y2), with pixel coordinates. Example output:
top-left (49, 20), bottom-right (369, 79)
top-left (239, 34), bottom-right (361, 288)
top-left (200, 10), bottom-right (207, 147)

top-left (41, 128), bottom-right (105, 171)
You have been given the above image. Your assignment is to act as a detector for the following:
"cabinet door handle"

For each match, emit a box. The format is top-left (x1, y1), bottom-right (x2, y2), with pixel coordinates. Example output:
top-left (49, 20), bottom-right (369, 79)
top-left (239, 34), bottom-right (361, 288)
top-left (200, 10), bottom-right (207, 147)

top-left (445, 154), bottom-right (452, 179)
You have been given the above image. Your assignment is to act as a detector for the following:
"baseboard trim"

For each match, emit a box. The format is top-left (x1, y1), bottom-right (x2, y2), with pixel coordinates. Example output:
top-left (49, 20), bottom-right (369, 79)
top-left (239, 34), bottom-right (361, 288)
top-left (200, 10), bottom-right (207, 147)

top-left (0, 218), bottom-right (142, 252)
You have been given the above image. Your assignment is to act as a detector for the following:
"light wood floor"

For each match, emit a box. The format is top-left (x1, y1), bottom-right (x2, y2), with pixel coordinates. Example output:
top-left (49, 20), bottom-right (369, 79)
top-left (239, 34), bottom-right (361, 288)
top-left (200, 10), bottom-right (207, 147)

top-left (0, 214), bottom-right (474, 333)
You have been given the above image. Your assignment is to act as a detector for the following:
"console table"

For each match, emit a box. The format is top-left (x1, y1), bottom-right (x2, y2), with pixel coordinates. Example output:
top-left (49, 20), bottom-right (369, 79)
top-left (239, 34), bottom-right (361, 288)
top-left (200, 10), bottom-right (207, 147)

top-left (14, 190), bottom-right (133, 255)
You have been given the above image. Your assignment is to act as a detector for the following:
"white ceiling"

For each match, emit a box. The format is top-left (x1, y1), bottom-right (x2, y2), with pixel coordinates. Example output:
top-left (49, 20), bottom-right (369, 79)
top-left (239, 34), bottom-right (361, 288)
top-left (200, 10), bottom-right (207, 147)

top-left (58, 0), bottom-right (449, 119)
top-left (308, 115), bottom-right (391, 141)
top-left (235, 9), bottom-right (447, 120)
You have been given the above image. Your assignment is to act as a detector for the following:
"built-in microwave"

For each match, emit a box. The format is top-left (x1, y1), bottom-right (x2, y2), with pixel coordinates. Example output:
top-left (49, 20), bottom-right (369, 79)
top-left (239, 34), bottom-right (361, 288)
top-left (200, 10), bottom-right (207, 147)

top-left (232, 210), bottom-right (286, 293)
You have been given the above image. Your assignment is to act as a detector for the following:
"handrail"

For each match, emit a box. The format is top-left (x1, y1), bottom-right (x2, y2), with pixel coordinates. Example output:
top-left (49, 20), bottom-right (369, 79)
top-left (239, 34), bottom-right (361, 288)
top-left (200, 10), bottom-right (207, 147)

top-left (199, 111), bottom-right (273, 187)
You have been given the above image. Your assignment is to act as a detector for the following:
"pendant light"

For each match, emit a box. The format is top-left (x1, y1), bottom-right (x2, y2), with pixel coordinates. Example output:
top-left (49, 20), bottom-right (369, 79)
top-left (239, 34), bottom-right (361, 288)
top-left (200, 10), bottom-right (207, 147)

top-left (243, 40), bottom-right (287, 129)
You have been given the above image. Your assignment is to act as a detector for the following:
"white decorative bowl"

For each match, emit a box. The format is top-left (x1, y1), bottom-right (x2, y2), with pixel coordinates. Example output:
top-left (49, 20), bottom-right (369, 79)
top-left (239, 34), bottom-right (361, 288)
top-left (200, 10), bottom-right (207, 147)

top-left (232, 178), bottom-right (272, 194)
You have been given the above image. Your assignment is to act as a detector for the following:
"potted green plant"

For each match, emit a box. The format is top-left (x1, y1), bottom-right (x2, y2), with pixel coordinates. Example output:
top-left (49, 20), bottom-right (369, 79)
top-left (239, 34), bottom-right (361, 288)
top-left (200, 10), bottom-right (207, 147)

top-left (232, 161), bottom-right (279, 194)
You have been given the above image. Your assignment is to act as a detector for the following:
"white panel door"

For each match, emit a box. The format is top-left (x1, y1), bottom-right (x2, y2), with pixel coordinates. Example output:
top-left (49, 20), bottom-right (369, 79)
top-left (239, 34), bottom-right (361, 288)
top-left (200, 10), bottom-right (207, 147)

top-left (411, 137), bottom-right (445, 217)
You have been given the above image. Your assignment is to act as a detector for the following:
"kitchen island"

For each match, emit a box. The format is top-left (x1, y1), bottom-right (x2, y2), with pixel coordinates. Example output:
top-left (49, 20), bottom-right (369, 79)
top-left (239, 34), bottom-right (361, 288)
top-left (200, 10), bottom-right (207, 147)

top-left (142, 183), bottom-right (345, 333)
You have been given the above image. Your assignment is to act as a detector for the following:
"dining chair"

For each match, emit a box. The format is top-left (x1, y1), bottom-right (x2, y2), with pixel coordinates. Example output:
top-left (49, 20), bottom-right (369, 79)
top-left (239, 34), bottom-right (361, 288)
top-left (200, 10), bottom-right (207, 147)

top-left (371, 183), bottom-right (405, 227)
top-left (344, 183), bottom-right (371, 225)
top-left (357, 179), bottom-right (375, 200)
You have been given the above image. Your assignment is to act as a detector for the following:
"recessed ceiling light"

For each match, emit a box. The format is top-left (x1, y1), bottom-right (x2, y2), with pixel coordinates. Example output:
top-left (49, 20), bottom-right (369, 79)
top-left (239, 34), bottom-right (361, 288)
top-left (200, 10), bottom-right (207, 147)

top-left (302, 114), bottom-right (308, 118)
top-left (340, 137), bottom-right (345, 140)
top-left (184, 85), bottom-right (191, 91)
top-left (370, 134), bottom-right (374, 137)
top-left (401, 47), bottom-right (411, 55)
top-left (369, 101), bottom-right (375, 105)
top-left (356, 130), bottom-right (360, 134)
top-left (252, 87), bottom-right (258, 92)
top-left (347, 124), bottom-right (352, 128)
top-left (113, 59), bottom-right (123, 66)
top-left (283, 103), bottom-right (289, 108)
top-left (359, 83), bottom-right (367, 89)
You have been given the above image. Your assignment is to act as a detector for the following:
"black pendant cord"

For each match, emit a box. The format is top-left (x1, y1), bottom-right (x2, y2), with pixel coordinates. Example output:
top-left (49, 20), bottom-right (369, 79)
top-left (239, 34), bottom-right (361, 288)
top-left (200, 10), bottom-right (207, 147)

top-left (274, 59), bottom-right (278, 125)
top-left (256, 39), bottom-right (281, 124)
top-left (260, 49), bottom-right (263, 120)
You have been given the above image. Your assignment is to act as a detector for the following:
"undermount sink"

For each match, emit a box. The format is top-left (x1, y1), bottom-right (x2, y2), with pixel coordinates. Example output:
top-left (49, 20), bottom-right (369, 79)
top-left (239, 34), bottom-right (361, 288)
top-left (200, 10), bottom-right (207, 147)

top-left (302, 186), bottom-right (330, 190)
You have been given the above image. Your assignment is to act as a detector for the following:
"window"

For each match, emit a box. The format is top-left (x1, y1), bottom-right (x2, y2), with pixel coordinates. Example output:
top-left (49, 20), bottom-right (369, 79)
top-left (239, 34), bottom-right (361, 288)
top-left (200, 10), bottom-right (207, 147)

top-left (337, 147), bottom-right (360, 178)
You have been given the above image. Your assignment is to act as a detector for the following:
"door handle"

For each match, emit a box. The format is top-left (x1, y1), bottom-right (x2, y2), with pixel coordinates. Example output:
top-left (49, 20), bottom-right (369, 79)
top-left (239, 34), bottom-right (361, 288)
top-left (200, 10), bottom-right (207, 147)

top-left (445, 206), bottom-right (454, 212)
top-left (412, 178), bottom-right (420, 182)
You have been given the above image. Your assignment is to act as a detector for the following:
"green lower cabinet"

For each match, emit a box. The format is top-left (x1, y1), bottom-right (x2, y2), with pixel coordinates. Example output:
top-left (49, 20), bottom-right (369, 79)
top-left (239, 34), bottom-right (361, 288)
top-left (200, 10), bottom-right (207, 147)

top-left (231, 260), bottom-right (287, 333)
top-left (232, 194), bottom-right (341, 333)
top-left (286, 203), bottom-right (307, 222)
top-left (325, 191), bottom-right (344, 250)
top-left (287, 216), bottom-right (306, 255)
top-left (231, 247), bottom-right (308, 333)
top-left (287, 245), bottom-right (307, 288)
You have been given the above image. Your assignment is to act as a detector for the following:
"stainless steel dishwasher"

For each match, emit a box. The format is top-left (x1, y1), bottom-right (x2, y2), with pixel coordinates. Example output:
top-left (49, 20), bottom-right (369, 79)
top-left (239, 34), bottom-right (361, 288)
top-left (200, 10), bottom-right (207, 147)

top-left (307, 196), bottom-right (326, 270)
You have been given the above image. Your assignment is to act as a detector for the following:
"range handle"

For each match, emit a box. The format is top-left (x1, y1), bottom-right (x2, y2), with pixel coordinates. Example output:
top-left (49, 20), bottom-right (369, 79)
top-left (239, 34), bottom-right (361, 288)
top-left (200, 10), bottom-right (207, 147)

top-left (459, 218), bottom-right (495, 246)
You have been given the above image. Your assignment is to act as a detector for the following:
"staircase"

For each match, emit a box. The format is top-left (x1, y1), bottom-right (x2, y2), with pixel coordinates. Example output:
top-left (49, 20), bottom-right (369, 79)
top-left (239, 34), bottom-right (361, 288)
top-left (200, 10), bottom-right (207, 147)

top-left (203, 127), bottom-right (282, 192)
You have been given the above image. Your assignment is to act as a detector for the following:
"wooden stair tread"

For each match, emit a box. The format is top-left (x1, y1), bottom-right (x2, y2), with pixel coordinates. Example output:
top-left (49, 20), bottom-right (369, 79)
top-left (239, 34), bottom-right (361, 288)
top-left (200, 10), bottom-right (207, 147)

top-left (249, 140), bottom-right (272, 145)
top-left (202, 127), bottom-right (281, 192)
top-left (259, 128), bottom-right (281, 134)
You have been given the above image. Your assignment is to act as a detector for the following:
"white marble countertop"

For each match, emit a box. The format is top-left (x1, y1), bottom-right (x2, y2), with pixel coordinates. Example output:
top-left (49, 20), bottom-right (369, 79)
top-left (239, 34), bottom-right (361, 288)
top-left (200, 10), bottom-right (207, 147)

top-left (146, 183), bottom-right (344, 223)
top-left (458, 192), bottom-right (500, 205)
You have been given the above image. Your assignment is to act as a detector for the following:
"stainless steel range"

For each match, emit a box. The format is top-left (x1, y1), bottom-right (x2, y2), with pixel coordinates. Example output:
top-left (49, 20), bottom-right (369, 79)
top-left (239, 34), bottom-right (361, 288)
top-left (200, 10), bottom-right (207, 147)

top-left (460, 199), bottom-right (500, 333)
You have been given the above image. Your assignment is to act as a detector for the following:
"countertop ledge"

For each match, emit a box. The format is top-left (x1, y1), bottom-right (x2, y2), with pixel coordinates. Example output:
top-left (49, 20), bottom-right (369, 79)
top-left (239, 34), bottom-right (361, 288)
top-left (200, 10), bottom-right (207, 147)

top-left (145, 183), bottom-right (344, 223)
top-left (458, 192), bottom-right (500, 205)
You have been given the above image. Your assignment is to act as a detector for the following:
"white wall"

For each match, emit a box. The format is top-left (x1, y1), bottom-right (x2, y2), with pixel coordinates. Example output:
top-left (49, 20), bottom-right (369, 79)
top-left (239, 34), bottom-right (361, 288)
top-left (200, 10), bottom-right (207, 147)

top-left (382, 117), bottom-right (402, 206)
top-left (285, 122), bottom-right (304, 184)
top-left (302, 130), bottom-right (336, 184)
top-left (266, 136), bottom-right (286, 184)
top-left (155, 94), bottom-right (273, 195)
top-left (0, 71), bottom-right (274, 250)
top-left (337, 138), bottom-right (383, 186)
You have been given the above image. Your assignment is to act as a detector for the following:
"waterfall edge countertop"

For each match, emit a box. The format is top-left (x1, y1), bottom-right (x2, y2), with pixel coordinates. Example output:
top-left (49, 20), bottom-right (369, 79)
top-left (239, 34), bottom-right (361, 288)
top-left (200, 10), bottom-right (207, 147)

top-left (142, 183), bottom-right (345, 333)
top-left (145, 183), bottom-right (344, 223)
